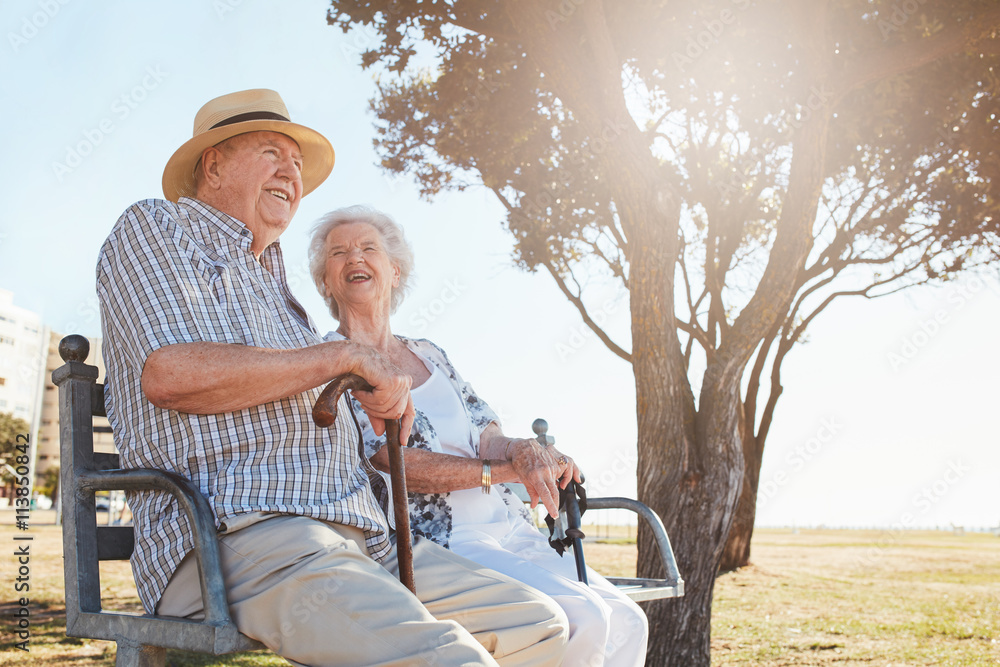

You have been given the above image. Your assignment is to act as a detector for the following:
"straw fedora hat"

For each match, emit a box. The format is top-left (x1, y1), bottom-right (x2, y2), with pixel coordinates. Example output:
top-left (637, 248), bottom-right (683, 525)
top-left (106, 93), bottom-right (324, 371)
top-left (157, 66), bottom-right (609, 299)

top-left (162, 88), bottom-right (335, 202)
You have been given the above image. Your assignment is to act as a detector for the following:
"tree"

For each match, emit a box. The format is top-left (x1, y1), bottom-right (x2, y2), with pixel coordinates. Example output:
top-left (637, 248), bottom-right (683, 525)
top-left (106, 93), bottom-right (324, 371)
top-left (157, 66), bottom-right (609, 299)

top-left (37, 464), bottom-right (59, 502)
top-left (327, 1), bottom-right (1000, 663)
top-left (0, 412), bottom-right (32, 500)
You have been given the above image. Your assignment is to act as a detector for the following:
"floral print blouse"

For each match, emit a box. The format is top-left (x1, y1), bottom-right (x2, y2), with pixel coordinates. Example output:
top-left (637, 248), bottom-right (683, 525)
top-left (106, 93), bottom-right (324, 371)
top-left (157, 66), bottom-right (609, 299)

top-left (324, 332), bottom-right (534, 547)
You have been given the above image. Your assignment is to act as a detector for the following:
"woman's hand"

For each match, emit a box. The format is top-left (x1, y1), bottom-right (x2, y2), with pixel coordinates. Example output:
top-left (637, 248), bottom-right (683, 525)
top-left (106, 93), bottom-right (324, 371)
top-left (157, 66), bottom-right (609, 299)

top-left (507, 438), bottom-right (583, 519)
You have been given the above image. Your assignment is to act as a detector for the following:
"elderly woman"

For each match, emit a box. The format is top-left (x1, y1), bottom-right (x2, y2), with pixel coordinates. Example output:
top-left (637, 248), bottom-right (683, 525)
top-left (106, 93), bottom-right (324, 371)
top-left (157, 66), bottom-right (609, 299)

top-left (308, 205), bottom-right (648, 667)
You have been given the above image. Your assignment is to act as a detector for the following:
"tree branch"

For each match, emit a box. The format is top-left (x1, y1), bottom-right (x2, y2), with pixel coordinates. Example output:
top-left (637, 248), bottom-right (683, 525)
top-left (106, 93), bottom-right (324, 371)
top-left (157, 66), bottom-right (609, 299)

top-left (543, 263), bottom-right (633, 363)
top-left (832, 8), bottom-right (1000, 99)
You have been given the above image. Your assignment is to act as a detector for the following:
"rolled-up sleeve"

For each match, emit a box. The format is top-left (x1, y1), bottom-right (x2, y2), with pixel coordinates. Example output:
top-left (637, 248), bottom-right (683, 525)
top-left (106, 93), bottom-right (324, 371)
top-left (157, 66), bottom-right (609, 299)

top-left (96, 200), bottom-right (236, 373)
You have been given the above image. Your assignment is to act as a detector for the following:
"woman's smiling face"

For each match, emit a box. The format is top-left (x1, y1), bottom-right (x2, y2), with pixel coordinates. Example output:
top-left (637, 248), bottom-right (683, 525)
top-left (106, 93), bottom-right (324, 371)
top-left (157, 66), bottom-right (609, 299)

top-left (323, 221), bottom-right (400, 316)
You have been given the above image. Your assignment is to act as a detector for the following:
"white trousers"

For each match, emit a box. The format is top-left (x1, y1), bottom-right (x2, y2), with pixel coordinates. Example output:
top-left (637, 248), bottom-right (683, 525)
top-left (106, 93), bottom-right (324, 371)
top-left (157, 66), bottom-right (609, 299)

top-left (451, 522), bottom-right (648, 667)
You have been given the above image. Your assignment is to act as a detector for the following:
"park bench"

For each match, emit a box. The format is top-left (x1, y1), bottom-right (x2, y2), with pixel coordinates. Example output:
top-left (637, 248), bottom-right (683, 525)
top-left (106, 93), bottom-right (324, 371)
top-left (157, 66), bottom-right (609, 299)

top-left (53, 334), bottom-right (263, 666)
top-left (53, 334), bottom-right (683, 666)
top-left (521, 419), bottom-right (685, 602)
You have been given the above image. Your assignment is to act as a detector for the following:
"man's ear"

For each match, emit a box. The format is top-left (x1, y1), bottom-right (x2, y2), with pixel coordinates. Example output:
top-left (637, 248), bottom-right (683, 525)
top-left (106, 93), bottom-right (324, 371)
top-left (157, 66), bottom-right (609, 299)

top-left (198, 146), bottom-right (224, 193)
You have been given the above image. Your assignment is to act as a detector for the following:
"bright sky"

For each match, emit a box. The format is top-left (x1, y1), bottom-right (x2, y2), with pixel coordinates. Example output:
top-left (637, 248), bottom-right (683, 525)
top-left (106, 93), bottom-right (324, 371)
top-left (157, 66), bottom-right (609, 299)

top-left (2, 0), bottom-right (997, 530)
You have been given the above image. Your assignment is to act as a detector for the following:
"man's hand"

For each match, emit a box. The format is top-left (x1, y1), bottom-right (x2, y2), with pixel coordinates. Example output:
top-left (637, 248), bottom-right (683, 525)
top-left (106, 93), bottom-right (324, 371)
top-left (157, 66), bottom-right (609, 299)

top-left (349, 346), bottom-right (415, 445)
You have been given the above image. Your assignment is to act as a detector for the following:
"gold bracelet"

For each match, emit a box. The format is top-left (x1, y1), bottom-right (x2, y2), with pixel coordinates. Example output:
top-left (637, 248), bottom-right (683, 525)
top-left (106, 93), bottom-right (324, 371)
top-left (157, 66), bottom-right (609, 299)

top-left (481, 459), bottom-right (492, 494)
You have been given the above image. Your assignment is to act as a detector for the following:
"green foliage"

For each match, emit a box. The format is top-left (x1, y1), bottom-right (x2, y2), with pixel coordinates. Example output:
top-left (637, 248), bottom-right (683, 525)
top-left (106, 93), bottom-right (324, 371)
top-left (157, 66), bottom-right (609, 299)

top-left (330, 0), bottom-right (999, 338)
top-left (329, 1), bottom-right (1000, 447)
top-left (37, 464), bottom-right (59, 499)
top-left (0, 411), bottom-right (31, 498)
top-left (0, 411), bottom-right (31, 469)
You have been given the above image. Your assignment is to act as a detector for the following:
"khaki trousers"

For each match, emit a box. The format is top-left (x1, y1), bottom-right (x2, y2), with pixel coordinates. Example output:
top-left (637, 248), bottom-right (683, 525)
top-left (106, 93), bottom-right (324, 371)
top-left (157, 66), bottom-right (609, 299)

top-left (156, 515), bottom-right (568, 667)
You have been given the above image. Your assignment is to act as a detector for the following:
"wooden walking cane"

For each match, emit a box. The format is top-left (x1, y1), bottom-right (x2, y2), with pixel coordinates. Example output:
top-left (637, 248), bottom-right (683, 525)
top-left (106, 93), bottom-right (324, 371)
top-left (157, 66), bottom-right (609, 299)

top-left (312, 374), bottom-right (416, 595)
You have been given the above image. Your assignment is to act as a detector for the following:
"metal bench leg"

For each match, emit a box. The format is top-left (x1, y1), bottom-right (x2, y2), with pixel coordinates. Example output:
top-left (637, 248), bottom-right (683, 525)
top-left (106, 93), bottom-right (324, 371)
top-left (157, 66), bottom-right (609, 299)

top-left (115, 639), bottom-right (166, 667)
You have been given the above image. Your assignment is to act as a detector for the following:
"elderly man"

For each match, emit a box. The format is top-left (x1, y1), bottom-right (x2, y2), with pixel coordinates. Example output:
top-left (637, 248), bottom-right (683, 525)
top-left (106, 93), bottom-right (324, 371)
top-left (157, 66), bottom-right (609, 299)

top-left (96, 89), bottom-right (568, 667)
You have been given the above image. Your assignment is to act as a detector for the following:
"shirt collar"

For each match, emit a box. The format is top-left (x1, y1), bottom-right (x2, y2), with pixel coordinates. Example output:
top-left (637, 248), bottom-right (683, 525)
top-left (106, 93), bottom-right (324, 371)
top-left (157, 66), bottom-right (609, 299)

top-left (178, 196), bottom-right (281, 254)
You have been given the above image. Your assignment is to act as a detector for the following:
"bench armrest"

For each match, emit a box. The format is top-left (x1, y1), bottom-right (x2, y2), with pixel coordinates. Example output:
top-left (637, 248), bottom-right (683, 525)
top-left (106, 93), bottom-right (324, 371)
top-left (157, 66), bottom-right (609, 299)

top-left (78, 468), bottom-right (232, 627)
top-left (585, 496), bottom-right (685, 599)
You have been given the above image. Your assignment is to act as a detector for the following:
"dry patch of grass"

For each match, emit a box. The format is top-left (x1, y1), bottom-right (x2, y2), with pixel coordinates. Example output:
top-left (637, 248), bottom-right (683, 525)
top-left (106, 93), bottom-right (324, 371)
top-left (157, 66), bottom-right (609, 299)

top-left (0, 523), bottom-right (282, 666)
top-left (4, 522), bottom-right (998, 665)
top-left (711, 529), bottom-right (1000, 666)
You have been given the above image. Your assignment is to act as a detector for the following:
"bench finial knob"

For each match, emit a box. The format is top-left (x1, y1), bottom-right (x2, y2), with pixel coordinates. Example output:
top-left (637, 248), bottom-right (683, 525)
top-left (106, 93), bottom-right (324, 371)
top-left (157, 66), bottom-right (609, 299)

top-left (59, 335), bottom-right (90, 363)
top-left (532, 418), bottom-right (555, 446)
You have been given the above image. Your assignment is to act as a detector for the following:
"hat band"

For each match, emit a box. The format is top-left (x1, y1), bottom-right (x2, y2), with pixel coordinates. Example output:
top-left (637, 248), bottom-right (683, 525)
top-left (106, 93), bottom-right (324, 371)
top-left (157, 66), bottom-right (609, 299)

top-left (209, 110), bottom-right (290, 130)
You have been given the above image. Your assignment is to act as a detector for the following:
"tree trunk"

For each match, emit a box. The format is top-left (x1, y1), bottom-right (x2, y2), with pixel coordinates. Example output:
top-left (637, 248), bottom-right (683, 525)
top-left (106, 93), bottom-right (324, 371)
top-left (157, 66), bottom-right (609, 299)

top-left (719, 427), bottom-right (764, 572)
top-left (637, 371), bottom-right (745, 665)
top-left (623, 183), bottom-right (745, 663)
top-left (498, 4), bottom-right (820, 661)
top-left (718, 485), bottom-right (756, 573)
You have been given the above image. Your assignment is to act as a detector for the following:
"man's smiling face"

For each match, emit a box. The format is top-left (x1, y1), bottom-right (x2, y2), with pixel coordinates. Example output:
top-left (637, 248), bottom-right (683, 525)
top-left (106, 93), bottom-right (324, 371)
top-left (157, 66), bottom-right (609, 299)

top-left (201, 131), bottom-right (304, 255)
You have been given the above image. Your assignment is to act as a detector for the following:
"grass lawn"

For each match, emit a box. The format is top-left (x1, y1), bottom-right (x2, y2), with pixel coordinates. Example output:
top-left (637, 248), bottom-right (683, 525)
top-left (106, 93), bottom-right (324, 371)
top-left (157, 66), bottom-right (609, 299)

top-left (711, 528), bottom-right (1000, 665)
top-left (1, 520), bottom-right (997, 665)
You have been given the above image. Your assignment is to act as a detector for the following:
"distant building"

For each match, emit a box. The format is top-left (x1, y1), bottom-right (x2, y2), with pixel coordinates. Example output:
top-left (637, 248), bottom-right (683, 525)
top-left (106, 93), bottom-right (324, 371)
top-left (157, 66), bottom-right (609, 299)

top-left (0, 288), bottom-right (114, 503)
top-left (35, 330), bottom-right (115, 492)
top-left (0, 289), bottom-right (47, 425)
top-left (0, 289), bottom-right (49, 501)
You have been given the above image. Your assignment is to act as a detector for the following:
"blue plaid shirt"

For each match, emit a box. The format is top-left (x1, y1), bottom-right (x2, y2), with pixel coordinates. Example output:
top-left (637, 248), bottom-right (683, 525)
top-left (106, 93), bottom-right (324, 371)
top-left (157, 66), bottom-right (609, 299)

top-left (97, 197), bottom-right (391, 612)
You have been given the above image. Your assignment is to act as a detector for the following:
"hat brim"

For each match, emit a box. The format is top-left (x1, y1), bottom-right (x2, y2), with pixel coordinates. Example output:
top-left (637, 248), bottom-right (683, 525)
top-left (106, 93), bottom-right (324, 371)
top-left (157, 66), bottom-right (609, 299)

top-left (161, 119), bottom-right (335, 202)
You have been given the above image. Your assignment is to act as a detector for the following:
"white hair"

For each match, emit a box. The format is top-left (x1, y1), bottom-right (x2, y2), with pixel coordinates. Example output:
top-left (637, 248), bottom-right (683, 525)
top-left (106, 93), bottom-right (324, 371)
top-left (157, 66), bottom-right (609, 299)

top-left (308, 205), bottom-right (415, 320)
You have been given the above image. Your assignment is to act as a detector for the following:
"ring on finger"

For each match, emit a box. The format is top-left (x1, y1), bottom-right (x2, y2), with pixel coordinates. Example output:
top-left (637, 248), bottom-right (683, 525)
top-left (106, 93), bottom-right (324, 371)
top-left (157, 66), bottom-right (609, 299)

top-left (557, 456), bottom-right (567, 465)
